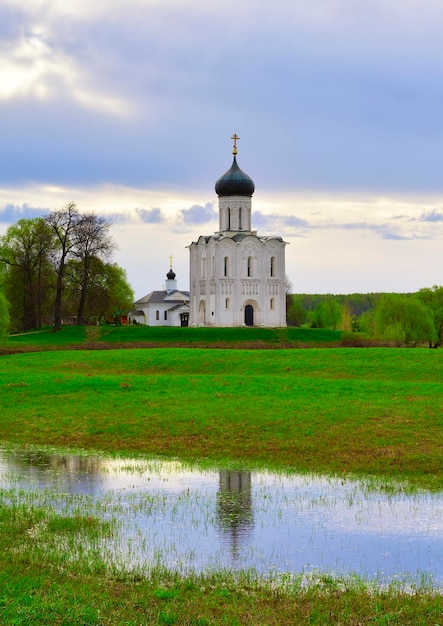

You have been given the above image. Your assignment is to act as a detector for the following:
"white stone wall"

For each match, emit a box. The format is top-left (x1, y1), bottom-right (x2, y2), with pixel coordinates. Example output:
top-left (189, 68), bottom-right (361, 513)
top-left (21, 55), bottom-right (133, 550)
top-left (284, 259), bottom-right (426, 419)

top-left (133, 302), bottom-right (185, 327)
top-left (218, 196), bottom-right (252, 232)
top-left (189, 232), bottom-right (286, 327)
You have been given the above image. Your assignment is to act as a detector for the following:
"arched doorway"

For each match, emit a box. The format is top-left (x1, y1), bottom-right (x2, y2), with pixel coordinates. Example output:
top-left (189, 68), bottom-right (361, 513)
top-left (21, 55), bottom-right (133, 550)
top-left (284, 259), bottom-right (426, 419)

top-left (244, 304), bottom-right (254, 327)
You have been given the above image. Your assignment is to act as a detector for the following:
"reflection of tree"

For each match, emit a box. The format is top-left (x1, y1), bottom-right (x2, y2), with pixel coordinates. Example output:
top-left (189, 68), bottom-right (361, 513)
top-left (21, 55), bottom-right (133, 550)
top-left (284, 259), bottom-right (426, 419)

top-left (9, 451), bottom-right (104, 493)
top-left (216, 471), bottom-right (254, 560)
top-left (16, 451), bottom-right (102, 475)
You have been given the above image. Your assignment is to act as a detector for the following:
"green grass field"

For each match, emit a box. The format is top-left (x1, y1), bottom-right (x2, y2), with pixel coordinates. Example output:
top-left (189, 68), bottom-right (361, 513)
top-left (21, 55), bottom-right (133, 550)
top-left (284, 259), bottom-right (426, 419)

top-left (1, 345), bottom-right (442, 489)
top-left (1, 333), bottom-right (443, 624)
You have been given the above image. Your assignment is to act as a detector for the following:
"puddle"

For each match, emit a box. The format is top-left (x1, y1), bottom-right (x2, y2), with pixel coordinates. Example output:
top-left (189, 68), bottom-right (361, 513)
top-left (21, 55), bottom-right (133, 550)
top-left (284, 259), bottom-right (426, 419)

top-left (1, 448), bottom-right (442, 588)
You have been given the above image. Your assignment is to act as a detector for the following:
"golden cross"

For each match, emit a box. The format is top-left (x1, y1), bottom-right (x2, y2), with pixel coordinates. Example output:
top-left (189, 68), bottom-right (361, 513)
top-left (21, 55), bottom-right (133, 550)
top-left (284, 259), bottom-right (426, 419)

top-left (231, 133), bottom-right (240, 155)
top-left (169, 254), bottom-right (173, 269)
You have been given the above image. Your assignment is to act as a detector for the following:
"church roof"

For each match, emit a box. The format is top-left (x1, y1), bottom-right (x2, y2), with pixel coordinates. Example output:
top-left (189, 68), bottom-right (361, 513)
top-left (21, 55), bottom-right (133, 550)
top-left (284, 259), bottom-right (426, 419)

top-left (215, 156), bottom-right (255, 197)
top-left (134, 289), bottom-right (190, 306)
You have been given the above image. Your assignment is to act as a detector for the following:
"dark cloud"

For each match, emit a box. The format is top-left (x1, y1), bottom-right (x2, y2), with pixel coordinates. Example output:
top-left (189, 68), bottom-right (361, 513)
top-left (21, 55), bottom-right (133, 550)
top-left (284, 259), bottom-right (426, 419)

top-left (418, 209), bottom-right (443, 222)
top-left (107, 207), bottom-right (165, 224)
top-left (135, 207), bottom-right (164, 224)
top-left (2, 1), bottom-right (443, 197)
top-left (329, 220), bottom-right (412, 240)
top-left (0, 203), bottom-right (48, 224)
top-left (340, 221), bottom-right (372, 230)
top-left (374, 225), bottom-right (411, 241)
top-left (283, 215), bottom-right (309, 228)
top-left (332, 220), bottom-right (426, 240)
top-left (180, 203), bottom-right (216, 225)
top-left (107, 212), bottom-right (128, 224)
top-left (251, 212), bottom-right (273, 229)
top-left (252, 211), bottom-right (309, 231)
top-left (0, 5), bottom-right (24, 39)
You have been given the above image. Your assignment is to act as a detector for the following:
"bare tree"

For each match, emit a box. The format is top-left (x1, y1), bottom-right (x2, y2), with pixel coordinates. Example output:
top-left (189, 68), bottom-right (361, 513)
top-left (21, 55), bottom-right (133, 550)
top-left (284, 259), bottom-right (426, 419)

top-left (71, 213), bottom-right (116, 325)
top-left (45, 202), bottom-right (82, 330)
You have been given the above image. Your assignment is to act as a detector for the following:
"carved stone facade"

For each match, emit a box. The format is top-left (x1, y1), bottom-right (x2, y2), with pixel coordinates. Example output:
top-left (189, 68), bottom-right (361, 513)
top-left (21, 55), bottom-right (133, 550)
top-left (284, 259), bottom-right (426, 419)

top-left (188, 142), bottom-right (287, 327)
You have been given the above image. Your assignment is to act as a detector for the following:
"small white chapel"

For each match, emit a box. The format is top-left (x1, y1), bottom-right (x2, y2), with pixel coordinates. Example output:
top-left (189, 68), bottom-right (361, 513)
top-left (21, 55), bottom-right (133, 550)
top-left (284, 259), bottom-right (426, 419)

top-left (188, 135), bottom-right (287, 327)
top-left (129, 262), bottom-right (190, 327)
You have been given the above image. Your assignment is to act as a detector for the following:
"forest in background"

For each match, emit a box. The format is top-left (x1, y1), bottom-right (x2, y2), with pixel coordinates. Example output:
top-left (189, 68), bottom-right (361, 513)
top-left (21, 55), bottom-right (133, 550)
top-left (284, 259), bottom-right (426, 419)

top-left (287, 288), bottom-right (443, 347)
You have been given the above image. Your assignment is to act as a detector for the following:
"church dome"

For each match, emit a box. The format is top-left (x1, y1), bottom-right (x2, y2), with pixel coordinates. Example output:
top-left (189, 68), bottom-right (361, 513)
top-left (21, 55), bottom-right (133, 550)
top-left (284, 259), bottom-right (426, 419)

top-left (215, 156), bottom-right (255, 197)
top-left (167, 268), bottom-right (176, 280)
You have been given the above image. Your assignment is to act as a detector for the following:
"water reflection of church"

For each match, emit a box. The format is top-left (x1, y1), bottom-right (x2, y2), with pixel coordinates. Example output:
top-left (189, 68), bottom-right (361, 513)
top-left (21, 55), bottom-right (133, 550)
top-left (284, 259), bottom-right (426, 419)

top-left (216, 470), bottom-right (254, 559)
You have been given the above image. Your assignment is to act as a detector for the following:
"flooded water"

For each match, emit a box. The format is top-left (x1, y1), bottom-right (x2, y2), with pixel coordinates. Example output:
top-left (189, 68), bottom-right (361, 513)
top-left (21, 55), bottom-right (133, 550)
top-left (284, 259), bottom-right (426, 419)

top-left (1, 447), bottom-right (442, 588)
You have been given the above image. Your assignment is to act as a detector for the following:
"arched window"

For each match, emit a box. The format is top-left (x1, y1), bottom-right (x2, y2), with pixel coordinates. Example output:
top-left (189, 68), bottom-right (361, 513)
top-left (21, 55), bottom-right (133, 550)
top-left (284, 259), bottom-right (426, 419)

top-left (270, 256), bottom-right (275, 277)
top-left (270, 298), bottom-right (274, 310)
top-left (227, 208), bottom-right (231, 230)
top-left (247, 256), bottom-right (252, 277)
top-left (239, 207), bottom-right (242, 230)
top-left (164, 310), bottom-right (168, 321)
top-left (224, 256), bottom-right (229, 277)
top-left (155, 310), bottom-right (159, 320)
top-left (225, 297), bottom-right (230, 309)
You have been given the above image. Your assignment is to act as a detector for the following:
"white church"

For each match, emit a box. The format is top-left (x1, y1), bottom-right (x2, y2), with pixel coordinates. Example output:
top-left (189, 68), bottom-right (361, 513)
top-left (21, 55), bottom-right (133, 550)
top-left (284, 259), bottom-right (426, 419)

top-left (129, 264), bottom-right (190, 327)
top-left (188, 135), bottom-right (287, 327)
top-left (130, 136), bottom-right (287, 328)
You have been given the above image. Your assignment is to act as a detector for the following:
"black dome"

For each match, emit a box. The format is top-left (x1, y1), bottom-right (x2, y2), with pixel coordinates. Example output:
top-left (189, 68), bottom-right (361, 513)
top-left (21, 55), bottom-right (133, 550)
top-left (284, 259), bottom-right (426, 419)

top-left (167, 268), bottom-right (176, 280)
top-left (215, 156), bottom-right (255, 197)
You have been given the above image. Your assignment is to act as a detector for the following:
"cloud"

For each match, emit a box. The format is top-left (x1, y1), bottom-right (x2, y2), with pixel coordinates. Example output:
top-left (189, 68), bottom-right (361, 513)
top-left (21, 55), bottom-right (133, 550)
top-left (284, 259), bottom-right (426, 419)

top-left (0, 203), bottom-right (48, 223)
top-left (2, 0), bottom-right (443, 192)
top-left (180, 203), bottom-right (217, 225)
top-left (135, 207), bottom-right (164, 224)
top-left (418, 209), bottom-right (443, 223)
top-left (373, 225), bottom-right (411, 241)
top-left (283, 215), bottom-right (310, 228)
top-left (316, 219), bottom-right (430, 241)
top-left (0, 5), bottom-right (134, 118)
top-left (253, 211), bottom-right (309, 232)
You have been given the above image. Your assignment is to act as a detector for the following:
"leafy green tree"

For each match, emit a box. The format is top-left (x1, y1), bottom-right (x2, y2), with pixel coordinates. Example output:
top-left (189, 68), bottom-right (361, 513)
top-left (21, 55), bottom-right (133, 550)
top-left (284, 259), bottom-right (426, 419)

top-left (287, 295), bottom-right (307, 327)
top-left (63, 259), bottom-right (133, 323)
top-left (0, 218), bottom-right (55, 330)
top-left (105, 264), bottom-right (134, 313)
top-left (417, 286), bottom-right (443, 347)
top-left (341, 302), bottom-right (354, 332)
top-left (311, 299), bottom-right (342, 330)
top-left (357, 309), bottom-right (376, 335)
top-left (375, 294), bottom-right (436, 347)
top-left (94, 263), bottom-right (134, 322)
top-left (0, 281), bottom-right (10, 343)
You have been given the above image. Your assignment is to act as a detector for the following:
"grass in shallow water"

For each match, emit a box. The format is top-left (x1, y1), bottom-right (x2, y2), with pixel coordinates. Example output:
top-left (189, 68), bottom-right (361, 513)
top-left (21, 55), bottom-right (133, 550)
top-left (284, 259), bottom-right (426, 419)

top-left (0, 499), bottom-right (442, 625)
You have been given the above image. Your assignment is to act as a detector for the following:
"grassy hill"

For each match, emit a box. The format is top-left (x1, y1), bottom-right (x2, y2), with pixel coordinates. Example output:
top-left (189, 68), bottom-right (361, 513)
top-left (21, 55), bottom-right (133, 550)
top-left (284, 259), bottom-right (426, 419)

top-left (5, 324), bottom-right (344, 351)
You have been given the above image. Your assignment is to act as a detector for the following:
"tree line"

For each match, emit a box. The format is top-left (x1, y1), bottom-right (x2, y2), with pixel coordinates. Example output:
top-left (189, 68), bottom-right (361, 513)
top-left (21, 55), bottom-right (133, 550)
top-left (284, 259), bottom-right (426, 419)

top-left (0, 202), bottom-right (134, 333)
top-left (287, 289), bottom-right (443, 347)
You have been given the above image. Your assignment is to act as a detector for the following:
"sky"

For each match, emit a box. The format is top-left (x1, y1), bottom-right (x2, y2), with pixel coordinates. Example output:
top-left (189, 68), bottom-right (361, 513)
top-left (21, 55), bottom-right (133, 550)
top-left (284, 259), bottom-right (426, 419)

top-left (1, 0), bottom-right (443, 298)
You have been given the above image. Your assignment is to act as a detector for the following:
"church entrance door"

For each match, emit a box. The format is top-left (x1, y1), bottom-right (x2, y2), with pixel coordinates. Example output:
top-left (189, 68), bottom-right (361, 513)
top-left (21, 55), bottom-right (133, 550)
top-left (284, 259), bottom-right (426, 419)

top-left (244, 305), bottom-right (254, 327)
